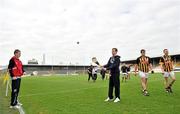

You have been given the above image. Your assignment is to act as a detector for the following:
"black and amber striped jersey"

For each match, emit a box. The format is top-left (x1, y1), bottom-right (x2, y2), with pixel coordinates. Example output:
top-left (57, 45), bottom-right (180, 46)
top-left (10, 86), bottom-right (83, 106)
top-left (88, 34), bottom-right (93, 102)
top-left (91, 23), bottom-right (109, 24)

top-left (136, 56), bottom-right (152, 73)
top-left (159, 55), bottom-right (174, 72)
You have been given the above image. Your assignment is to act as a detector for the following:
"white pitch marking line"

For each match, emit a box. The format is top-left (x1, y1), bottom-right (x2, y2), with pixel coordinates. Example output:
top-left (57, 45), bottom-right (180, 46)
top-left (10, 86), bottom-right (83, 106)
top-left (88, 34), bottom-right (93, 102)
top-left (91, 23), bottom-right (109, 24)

top-left (18, 105), bottom-right (25, 114)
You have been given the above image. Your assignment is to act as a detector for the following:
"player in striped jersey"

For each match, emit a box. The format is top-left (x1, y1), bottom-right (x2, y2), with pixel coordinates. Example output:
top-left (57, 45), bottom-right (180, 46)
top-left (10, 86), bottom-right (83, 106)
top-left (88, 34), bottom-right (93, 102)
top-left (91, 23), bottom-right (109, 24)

top-left (135, 49), bottom-right (152, 96)
top-left (159, 49), bottom-right (176, 93)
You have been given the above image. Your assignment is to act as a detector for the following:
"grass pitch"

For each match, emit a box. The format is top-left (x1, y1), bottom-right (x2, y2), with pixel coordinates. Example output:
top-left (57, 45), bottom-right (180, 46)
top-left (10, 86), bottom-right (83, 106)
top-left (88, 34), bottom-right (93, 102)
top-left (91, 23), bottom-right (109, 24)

top-left (1, 73), bottom-right (180, 114)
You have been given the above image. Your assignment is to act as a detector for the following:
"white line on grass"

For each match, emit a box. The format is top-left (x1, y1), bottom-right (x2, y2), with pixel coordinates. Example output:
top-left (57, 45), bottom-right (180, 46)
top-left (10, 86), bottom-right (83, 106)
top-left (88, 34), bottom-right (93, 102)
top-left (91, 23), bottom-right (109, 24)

top-left (17, 105), bottom-right (25, 114)
top-left (19, 86), bottom-right (107, 97)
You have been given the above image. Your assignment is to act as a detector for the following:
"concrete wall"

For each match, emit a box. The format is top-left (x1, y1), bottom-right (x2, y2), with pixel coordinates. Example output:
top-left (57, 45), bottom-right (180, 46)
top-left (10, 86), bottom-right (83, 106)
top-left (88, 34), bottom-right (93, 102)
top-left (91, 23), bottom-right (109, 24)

top-left (23, 65), bottom-right (89, 75)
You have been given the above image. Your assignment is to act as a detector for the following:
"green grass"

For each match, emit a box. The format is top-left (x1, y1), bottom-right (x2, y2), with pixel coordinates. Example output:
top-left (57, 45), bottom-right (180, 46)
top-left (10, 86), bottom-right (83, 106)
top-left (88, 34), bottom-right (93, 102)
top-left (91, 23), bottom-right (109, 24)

top-left (0, 77), bottom-right (19, 114)
top-left (1, 73), bottom-right (180, 114)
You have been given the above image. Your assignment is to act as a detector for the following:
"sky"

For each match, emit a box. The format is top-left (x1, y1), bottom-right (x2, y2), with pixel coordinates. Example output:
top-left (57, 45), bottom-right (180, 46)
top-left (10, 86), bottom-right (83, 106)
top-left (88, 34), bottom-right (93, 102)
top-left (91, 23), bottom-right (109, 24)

top-left (0, 0), bottom-right (180, 65)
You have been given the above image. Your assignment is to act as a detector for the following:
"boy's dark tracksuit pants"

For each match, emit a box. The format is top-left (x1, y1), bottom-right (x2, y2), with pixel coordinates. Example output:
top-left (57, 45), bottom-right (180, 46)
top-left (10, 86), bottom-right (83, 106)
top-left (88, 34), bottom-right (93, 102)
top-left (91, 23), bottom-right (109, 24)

top-left (108, 72), bottom-right (120, 99)
top-left (11, 78), bottom-right (21, 106)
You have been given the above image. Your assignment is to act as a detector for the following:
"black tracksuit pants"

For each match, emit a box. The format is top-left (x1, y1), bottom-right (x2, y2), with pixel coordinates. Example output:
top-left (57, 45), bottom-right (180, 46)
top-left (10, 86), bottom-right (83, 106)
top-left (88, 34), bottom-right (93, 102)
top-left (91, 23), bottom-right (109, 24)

top-left (92, 74), bottom-right (97, 81)
top-left (101, 70), bottom-right (106, 80)
top-left (88, 73), bottom-right (92, 81)
top-left (11, 78), bottom-right (21, 106)
top-left (108, 72), bottom-right (120, 99)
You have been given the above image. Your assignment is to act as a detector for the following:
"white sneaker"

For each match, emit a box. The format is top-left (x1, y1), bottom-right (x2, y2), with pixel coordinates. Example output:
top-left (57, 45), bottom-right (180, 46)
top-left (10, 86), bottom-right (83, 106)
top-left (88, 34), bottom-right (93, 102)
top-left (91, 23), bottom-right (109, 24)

top-left (104, 97), bottom-right (113, 102)
top-left (17, 102), bottom-right (23, 106)
top-left (10, 105), bottom-right (20, 109)
top-left (114, 98), bottom-right (120, 103)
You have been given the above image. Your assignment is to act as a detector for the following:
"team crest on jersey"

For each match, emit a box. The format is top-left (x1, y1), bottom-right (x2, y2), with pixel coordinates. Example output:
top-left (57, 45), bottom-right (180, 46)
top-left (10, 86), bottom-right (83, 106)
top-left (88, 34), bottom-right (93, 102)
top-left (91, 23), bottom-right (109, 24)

top-left (110, 57), bottom-right (115, 63)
